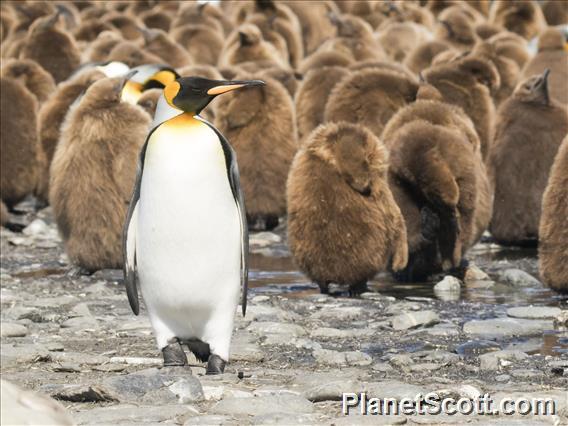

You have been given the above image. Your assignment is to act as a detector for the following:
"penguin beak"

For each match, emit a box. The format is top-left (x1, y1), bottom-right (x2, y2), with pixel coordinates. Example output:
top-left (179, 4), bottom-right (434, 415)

top-left (535, 68), bottom-right (550, 91)
top-left (206, 80), bottom-right (265, 96)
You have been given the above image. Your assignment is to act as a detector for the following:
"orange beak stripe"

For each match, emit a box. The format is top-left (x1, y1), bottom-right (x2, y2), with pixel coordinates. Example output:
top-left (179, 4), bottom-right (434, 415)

top-left (207, 84), bottom-right (246, 95)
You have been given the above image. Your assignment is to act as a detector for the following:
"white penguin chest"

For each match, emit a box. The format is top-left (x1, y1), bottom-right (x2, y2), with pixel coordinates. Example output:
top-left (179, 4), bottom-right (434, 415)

top-left (136, 115), bottom-right (241, 293)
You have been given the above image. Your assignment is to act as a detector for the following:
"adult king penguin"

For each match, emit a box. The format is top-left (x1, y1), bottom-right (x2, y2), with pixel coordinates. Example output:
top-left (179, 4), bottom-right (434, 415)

top-left (123, 76), bottom-right (263, 374)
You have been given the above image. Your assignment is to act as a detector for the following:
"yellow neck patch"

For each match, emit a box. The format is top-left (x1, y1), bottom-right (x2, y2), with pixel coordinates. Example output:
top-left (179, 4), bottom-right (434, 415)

top-left (164, 81), bottom-right (181, 108)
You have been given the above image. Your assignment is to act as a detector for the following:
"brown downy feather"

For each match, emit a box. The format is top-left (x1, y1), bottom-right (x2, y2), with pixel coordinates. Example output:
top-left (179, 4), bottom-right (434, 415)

top-left (404, 39), bottom-right (452, 74)
top-left (521, 28), bottom-right (568, 106)
top-left (0, 76), bottom-right (41, 208)
top-left (489, 0), bottom-right (546, 40)
top-left (136, 88), bottom-right (161, 116)
top-left (219, 24), bottom-right (285, 68)
top-left (475, 22), bottom-right (504, 40)
top-left (0, 58), bottom-right (56, 104)
top-left (325, 68), bottom-right (419, 138)
top-left (281, 0), bottom-right (339, 55)
top-left (489, 71), bottom-right (568, 245)
top-left (318, 14), bottom-right (385, 61)
top-left (0, 199), bottom-right (9, 227)
top-left (170, 24), bottom-right (224, 66)
top-left (214, 75), bottom-right (297, 230)
top-left (50, 77), bottom-right (151, 272)
top-left (140, 9), bottom-right (171, 32)
top-left (86, 30), bottom-right (123, 63)
top-left (435, 6), bottom-right (478, 50)
top-left (488, 31), bottom-right (531, 69)
top-left (73, 20), bottom-right (115, 43)
top-left (542, 0), bottom-right (568, 26)
top-left (37, 69), bottom-right (105, 203)
top-left (20, 12), bottom-right (81, 83)
top-left (298, 50), bottom-right (353, 74)
top-left (106, 40), bottom-right (163, 68)
top-left (139, 28), bottom-right (192, 68)
top-left (287, 121), bottom-right (408, 293)
top-left (422, 53), bottom-right (500, 160)
top-left (350, 60), bottom-right (416, 80)
top-left (295, 66), bottom-right (349, 142)
top-left (171, 2), bottom-right (228, 35)
top-left (102, 12), bottom-right (142, 41)
top-left (539, 136), bottom-right (568, 292)
top-left (377, 22), bottom-right (433, 63)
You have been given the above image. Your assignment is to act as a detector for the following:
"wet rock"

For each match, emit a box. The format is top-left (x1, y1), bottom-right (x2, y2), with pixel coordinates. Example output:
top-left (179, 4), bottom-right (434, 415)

top-left (247, 322), bottom-right (306, 337)
top-left (385, 302), bottom-right (421, 315)
top-left (391, 310), bottom-right (439, 330)
top-left (464, 264), bottom-right (490, 281)
top-left (311, 306), bottom-right (367, 321)
top-left (51, 384), bottom-right (118, 402)
top-left (504, 338), bottom-right (542, 353)
top-left (434, 276), bottom-right (461, 292)
top-left (371, 362), bottom-right (395, 373)
top-left (74, 404), bottom-right (192, 425)
top-left (495, 374), bottom-right (511, 382)
top-left (506, 306), bottom-right (562, 320)
top-left (51, 352), bottom-right (109, 366)
top-left (103, 367), bottom-right (203, 404)
top-left (424, 324), bottom-right (460, 336)
top-left (313, 349), bottom-right (372, 366)
top-left (1, 380), bottom-right (74, 426)
top-left (479, 350), bottom-right (529, 370)
top-left (463, 318), bottom-right (554, 338)
top-left (510, 369), bottom-right (543, 379)
top-left (250, 232), bottom-right (281, 247)
top-left (46, 342), bottom-right (64, 352)
top-left (420, 350), bottom-right (460, 365)
top-left (1, 323), bottom-right (28, 337)
top-left (230, 336), bottom-right (265, 362)
top-left (213, 394), bottom-right (314, 416)
top-left (456, 340), bottom-right (501, 358)
top-left (92, 364), bottom-right (127, 372)
top-left (389, 354), bottom-right (414, 371)
top-left (500, 269), bottom-right (541, 286)
top-left (436, 384), bottom-right (482, 400)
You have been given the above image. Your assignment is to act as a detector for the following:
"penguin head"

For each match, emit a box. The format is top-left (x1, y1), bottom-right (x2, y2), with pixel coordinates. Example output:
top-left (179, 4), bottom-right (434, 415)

top-left (163, 77), bottom-right (265, 114)
top-left (514, 69), bottom-right (551, 105)
top-left (121, 64), bottom-right (179, 104)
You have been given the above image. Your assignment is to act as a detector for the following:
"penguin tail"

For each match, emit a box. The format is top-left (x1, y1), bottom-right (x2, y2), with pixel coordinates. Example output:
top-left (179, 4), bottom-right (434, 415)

top-left (184, 339), bottom-right (211, 362)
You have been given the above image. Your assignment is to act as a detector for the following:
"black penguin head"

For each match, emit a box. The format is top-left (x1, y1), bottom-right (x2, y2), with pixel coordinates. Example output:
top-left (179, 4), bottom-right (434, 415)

top-left (163, 77), bottom-right (265, 114)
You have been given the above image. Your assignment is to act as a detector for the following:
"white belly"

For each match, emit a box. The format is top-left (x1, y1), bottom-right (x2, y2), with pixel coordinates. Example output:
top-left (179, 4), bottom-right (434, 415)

top-left (135, 118), bottom-right (241, 355)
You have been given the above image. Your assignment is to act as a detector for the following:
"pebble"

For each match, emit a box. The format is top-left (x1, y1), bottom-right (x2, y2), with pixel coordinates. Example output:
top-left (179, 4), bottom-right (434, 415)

top-left (0, 323), bottom-right (28, 338)
top-left (251, 413), bottom-right (321, 425)
top-left (247, 322), bottom-right (306, 337)
top-left (456, 340), bottom-right (501, 358)
top-left (479, 350), bottom-right (529, 370)
top-left (311, 306), bottom-right (367, 321)
top-left (302, 379), bottom-right (364, 402)
top-left (60, 316), bottom-right (98, 329)
top-left (52, 363), bottom-right (82, 373)
top-left (464, 264), bottom-right (490, 281)
top-left (213, 394), bottom-right (314, 416)
top-left (500, 269), bottom-right (541, 286)
top-left (434, 276), bottom-right (461, 292)
top-left (313, 349), bottom-right (372, 366)
top-left (391, 310), bottom-right (439, 330)
top-left (463, 318), bottom-right (554, 338)
top-left (109, 357), bottom-right (162, 366)
top-left (309, 327), bottom-right (374, 339)
top-left (506, 306), bottom-right (562, 320)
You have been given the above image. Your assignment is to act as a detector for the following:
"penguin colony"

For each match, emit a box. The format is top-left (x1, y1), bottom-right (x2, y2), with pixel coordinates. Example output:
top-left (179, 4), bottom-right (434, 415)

top-left (1, 0), bottom-right (568, 371)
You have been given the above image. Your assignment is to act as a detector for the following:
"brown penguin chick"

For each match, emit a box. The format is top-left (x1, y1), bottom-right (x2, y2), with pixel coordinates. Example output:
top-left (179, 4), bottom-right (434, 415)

top-left (139, 8), bottom-right (171, 32)
top-left (539, 136), bottom-right (568, 291)
top-left (375, 1), bottom-right (436, 31)
top-left (281, 0), bottom-right (339, 55)
top-left (0, 76), bottom-right (41, 208)
top-left (422, 53), bottom-right (500, 160)
top-left (404, 39), bottom-right (452, 74)
top-left (219, 24), bottom-right (286, 68)
top-left (0, 5), bottom-right (16, 44)
top-left (377, 22), bottom-right (434, 63)
top-left (0, 199), bottom-right (9, 228)
top-left (106, 40), bottom-right (163, 68)
top-left (214, 75), bottom-right (297, 231)
top-left (324, 68), bottom-right (419, 138)
top-left (488, 31), bottom-right (531, 69)
top-left (489, 0), bottom-right (546, 40)
top-left (521, 28), bottom-right (568, 106)
top-left (49, 77), bottom-right (151, 272)
top-left (470, 41), bottom-right (521, 107)
top-left (295, 66), bottom-right (349, 142)
top-left (73, 20), bottom-right (115, 43)
top-left (170, 2), bottom-right (228, 36)
top-left (298, 50), bottom-right (353, 74)
top-left (86, 30), bottom-right (123, 63)
top-left (0, 58), bottom-right (56, 104)
top-left (475, 22), bottom-right (504, 40)
top-left (542, 0), bottom-right (568, 26)
top-left (287, 122), bottom-right (408, 294)
top-left (246, 14), bottom-right (292, 68)
top-left (350, 60), bottom-right (416, 80)
top-left (318, 14), bottom-right (385, 61)
top-left (36, 69), bottom-right (105, 202)
top-left (136, 88), bottom-right (161, 116)
top-left (10, 0), bottom-right (56, 34)
top-left (139, 28), bottom-right (192, 68)
top-left (435, 6), bottom-right (478, 50)
top-left (20, 12), bottom-right (81, 84)
top-left (254, 66), bottom-right (300, 98)
top-left (488, 70), bottom-right (568, 245)
top-left (102, 12), bottom-right (142, 41)
top-left (385, 116), bottom-right (480, 281)
top-left (170, 24), bottom-right (225, 66)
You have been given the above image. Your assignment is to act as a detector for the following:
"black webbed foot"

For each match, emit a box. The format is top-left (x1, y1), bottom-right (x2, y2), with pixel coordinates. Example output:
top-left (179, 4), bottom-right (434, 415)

top-left (162, 340), bottom-right (187, 366)
top-left (348, 281), bottom-right (368, 297)
top-left (206, 354), bottom-right (226, 375)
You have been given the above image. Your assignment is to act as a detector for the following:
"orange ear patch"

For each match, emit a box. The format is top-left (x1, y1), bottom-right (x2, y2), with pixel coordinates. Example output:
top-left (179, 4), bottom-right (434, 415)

top-left (164, 81), bottom-right (181, 107)
top-left (121, 81), bottom-right (143, 104)
top-left (152, 70), bottom-right (177, 86)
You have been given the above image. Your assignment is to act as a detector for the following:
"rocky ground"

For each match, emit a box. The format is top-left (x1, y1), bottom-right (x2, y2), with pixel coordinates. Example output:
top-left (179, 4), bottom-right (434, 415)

top-left (1, 205), bottom-right (567, 425)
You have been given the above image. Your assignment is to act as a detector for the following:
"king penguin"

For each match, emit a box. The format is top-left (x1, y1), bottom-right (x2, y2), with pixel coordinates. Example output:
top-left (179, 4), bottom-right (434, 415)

top-left (123, 77), bottom-right (264, 374)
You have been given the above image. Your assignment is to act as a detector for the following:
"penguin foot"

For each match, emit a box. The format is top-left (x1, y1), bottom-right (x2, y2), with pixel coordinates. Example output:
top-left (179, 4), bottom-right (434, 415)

top-left (162, 341), bottom-right (187, 366)
top-left (317, 281), bottom-right (330, 294)
top-left (206, 354), bottom-right (226, 375)
top-left (348, 281), bottom-right (368, 297)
